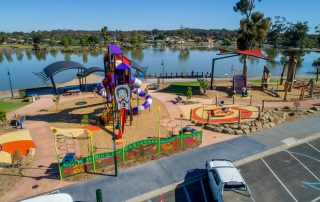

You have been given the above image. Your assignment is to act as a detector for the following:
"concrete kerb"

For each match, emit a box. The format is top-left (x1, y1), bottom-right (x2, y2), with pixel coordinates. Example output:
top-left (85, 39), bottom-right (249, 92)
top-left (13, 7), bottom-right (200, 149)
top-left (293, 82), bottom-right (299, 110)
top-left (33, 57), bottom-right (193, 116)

top-left (125, 132), bottom-right (320, 202)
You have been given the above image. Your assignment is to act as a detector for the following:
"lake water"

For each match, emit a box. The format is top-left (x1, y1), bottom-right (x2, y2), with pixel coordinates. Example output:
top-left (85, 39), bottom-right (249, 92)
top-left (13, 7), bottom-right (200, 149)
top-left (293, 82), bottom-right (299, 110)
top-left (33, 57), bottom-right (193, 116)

top-left (0, 47), bottom-right (319, 91)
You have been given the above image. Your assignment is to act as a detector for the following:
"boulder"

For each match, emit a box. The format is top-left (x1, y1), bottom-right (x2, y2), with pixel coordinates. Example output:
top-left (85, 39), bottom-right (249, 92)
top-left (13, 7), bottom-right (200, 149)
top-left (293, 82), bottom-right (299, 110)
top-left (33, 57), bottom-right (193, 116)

top-left (310, 106), bottom-right (320, 111)
top-left (255, 121), bottom-right (262, 130)
top-left (242, 129), bottom-right (251, 135)
top-left (288, 112), bottom-right (295, 116)
top-left (269, 122), bottom-right (276, 127)
top-left (222, 128), bottom-right (234, 134)
top-left (240, 125), bottom-right (250, 130)
top-left (230, 124), bottom-right (239, 129)
top-left (215, 127), bottom-right (224, 133)
top-left (235, 130), bottom-right (244, 135)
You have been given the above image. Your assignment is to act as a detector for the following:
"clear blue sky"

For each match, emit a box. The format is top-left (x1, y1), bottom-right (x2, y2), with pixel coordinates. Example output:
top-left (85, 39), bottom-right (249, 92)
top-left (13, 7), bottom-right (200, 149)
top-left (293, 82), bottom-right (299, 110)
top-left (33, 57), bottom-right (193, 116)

top-left (1, 0), bottom-right (319, 33)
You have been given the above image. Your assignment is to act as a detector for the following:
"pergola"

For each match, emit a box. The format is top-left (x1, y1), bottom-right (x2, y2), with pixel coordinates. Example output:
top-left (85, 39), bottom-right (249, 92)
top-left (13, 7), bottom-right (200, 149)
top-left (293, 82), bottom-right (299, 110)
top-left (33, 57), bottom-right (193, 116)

top-left (210, 49), bottom-right (267, 90)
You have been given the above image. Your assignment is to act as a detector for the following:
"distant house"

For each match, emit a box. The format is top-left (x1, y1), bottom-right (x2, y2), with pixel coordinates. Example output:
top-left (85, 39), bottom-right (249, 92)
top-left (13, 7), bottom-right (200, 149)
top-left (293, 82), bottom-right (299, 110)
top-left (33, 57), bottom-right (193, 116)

top-left (187, 39), bottom-right (195, 43)
top-left (6, 37), bottom-right (17, 44)
top-left (145, 39), bottom-right (154, 43)
top-left (175, 38), bottom-right (186, 44)
top-left (204, 38), bottom-right (214, 44)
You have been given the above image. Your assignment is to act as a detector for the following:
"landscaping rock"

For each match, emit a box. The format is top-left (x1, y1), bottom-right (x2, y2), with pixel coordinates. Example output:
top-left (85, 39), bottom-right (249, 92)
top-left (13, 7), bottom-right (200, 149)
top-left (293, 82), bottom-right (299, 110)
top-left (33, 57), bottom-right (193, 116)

top-left (269, 122), bottom-right (276, 128)
top-left (311, 106), bottom-right (320, 111)
top-left (288, 112), bottom-right (295, 116)
top-left (223, 128), bottom-right (234, 134)
top-left (230, 124), bottom-right (239, 129)
top-left (235, 130), bottom-right (244, 135)
top-left (240, 125), bottom-right (250, 130)
top-left (215, 127), bottom-right (224, 133)
top-left (255, 121), bottom-right (262, 130)
top-left (242, 129), bottom-right (251, 135)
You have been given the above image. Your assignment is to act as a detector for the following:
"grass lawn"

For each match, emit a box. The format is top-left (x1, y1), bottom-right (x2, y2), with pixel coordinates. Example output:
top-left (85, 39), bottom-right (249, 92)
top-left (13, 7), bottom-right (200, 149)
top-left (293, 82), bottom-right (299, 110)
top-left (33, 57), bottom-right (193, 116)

top-left (159, 81), bottom-right (201, 96)
top-left (0, 101), bottom-right (29, 112)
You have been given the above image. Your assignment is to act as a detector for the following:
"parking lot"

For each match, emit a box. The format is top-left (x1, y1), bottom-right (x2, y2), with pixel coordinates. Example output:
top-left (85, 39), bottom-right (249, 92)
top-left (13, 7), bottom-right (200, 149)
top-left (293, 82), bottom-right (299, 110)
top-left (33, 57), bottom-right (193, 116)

top-left (144, 138), bottom-right (320, 202)
top-left (239, 138), bottom-right (320, 202)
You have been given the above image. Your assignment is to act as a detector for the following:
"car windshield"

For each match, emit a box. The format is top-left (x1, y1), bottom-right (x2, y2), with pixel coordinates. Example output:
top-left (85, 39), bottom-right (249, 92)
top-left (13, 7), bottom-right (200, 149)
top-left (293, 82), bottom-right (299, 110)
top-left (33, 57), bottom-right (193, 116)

top-left (224, 183), bottom-right (246, 190)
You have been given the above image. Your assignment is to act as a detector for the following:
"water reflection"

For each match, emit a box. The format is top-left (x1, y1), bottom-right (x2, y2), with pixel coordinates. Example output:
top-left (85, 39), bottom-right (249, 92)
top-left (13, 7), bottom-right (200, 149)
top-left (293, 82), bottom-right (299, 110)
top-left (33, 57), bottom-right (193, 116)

top-left (4, 50), bottom-right (13, 62)
top-left (34, 50), bottom-right (46, 61)
top-left (131, 48), bottom-right (144, 61)
top-left (0, 52), bottom-right (3, 63)
top-left (25, 49), bottom-right (32, 60)
top-left (178, 48), bottom-right (190, 62)
top-left (64, 54), bottom-right (71, 61)
top-left (82, 53), bottom-right (88, 63)
top-left (49, 49), bottom-right (58, 58)
top-left (16, 51), bottom-right (23, 62)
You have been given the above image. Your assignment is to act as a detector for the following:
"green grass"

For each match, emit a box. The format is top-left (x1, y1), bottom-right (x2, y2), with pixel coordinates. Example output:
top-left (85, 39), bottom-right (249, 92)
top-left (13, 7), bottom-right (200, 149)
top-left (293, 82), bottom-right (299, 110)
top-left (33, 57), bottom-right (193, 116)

top-left (0, 101), bottom-right (29, 112)
top-left (249, 79), bottom-right (280, 84)
top-left (159, 81), bottom-right (201, 96)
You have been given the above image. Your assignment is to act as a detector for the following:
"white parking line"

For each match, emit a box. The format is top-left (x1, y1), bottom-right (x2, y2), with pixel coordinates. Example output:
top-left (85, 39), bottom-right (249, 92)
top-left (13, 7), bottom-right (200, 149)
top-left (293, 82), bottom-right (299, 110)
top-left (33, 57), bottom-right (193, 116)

top-left (261, 158), bottom-right (298, 202)
top-left (200, 179), bottom-right (208, 202)
top-left (286, 150), bottom-right (320, 182)
top-left (307, 142), bottom-right (320, 153)
top-left (183, 186), bottom-right (192, 202)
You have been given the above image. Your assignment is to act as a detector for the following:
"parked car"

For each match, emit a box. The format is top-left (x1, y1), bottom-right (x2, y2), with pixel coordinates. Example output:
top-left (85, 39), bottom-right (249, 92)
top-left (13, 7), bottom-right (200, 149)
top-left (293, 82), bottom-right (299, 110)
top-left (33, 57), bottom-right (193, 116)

top-left (206, 159), bottom-right (252, 202)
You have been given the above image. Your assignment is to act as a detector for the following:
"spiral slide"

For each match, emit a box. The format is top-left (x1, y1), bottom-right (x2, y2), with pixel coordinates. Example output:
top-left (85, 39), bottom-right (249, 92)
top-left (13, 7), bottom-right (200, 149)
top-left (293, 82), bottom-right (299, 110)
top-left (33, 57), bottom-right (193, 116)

top-left (131, 76), bottom-right (152, 114)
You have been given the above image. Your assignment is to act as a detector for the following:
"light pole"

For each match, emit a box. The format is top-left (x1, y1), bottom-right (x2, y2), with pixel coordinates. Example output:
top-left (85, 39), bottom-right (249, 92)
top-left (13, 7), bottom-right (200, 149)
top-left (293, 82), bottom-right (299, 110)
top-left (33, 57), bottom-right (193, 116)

top-left (7, 68), bottom-right (14, 98)
top-left (161, 59), bottom-right (165, 83)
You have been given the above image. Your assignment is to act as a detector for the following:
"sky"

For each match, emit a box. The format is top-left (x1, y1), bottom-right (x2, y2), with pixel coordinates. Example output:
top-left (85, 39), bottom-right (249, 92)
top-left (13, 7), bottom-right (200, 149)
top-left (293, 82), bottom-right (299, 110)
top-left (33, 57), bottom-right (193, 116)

top-left (0, 0), bottom-right (319, 33)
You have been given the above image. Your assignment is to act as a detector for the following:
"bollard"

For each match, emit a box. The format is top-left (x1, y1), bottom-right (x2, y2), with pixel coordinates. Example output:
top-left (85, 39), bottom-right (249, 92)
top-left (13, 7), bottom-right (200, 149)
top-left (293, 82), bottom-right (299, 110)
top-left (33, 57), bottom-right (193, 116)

top-left (190, 109), bottom-right (193, 121)
top-left (250, 95), bottom-right (253, 106)
top-left (96, 189), bottom-right (103, 202)
top-left (232, 96), bottom-right (235, 105)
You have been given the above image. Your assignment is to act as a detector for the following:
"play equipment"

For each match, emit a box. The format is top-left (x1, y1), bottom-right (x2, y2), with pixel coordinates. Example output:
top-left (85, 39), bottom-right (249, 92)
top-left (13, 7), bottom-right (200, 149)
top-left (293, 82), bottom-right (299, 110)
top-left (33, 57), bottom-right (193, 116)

top-left (95, 44), bottom-right (152, 139)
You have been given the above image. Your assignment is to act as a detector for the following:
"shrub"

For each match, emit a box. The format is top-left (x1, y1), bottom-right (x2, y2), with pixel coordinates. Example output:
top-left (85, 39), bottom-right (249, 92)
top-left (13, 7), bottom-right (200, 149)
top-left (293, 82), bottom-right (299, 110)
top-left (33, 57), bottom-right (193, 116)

top-left (186, 87), bottom-right (193, 102)
top-left (0, 110), bottom-right (7, 126)
top-left (197, 78), bottom-right (209, 95)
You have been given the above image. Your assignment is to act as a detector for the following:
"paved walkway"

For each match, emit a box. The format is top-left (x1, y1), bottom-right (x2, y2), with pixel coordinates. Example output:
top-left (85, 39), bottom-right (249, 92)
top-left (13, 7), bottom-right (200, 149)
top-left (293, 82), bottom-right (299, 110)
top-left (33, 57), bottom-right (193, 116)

top-left (58, 115), bottom-right (320, 202)
top-left (1, 94), bottom-right (91, 202)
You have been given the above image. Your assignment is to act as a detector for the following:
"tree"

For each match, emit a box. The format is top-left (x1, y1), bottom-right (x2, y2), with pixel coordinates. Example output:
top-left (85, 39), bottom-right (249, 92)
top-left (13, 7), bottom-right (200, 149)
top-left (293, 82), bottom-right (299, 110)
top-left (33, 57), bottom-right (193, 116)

top-left (88, 36), bottom-right (100, 45)
top-left (101, 26), bottom-right (109, 45)
top-left (197, 78), bottom-right (209, 95)
top-left (268, 16), bottom-right (287, 48)
top-left (315, 25), bottom-right (320, 48)
top-left (0, 110), bottom-right (7, 126)
top-left (61, 36), bottom-right (70, 47)
top-left (52, 95), bottom-right (60, 111)
top-left (185, 87), bottom-right (193, 102)
top-left (80, 37), bottom-right (88, 46)
top-left (283, 21), bottom-right (309, 49)
top-left (313, 57), bottom-right (320, 67)
top-left (234, 0), bottom-right (270, 50)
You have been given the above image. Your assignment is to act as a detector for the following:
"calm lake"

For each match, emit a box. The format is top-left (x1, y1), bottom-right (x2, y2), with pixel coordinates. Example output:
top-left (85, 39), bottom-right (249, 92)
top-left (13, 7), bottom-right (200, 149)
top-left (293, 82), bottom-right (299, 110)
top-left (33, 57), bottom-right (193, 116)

top-left (0, 47), bottom-right (319, 91)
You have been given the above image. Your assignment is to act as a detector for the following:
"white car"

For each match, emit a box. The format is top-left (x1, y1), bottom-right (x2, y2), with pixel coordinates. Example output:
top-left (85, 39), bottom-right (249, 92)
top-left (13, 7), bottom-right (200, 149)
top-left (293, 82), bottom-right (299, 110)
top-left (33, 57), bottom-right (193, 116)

top-left (206, 159), bottom-right (252, 202)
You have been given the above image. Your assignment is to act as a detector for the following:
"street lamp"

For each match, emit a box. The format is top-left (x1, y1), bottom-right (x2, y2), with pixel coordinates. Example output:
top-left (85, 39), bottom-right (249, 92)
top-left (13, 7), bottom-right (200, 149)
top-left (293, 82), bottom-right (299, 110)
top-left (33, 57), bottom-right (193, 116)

top-left (161, 59), bottom-right (165, 83)
top-left (7, 68), bottom-right (14, 98)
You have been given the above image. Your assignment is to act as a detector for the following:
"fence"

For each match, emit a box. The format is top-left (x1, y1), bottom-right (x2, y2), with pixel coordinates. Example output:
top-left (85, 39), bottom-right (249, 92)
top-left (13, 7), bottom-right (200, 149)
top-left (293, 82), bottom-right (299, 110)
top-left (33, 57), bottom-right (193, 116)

top-left (59, 130), bottom-right (202, 179)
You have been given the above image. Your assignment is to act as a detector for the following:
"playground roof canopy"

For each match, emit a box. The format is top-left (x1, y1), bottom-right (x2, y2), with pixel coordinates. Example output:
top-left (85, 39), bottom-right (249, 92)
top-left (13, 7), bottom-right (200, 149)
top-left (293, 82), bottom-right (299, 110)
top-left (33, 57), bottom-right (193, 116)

top-left (77, 67), bottom-right (104, 78)
top-left (108, 44), bottom-right (123, 54)
top-left (219, 48), bottom-right (266, 60)
top-left (43, 61), bottom-right (86, 77)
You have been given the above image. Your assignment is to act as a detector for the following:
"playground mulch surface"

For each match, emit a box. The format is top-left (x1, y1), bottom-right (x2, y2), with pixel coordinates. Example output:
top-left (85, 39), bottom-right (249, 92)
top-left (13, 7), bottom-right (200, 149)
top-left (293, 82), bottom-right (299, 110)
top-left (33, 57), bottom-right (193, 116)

top-left (41, 94), bottom-right (170, 157)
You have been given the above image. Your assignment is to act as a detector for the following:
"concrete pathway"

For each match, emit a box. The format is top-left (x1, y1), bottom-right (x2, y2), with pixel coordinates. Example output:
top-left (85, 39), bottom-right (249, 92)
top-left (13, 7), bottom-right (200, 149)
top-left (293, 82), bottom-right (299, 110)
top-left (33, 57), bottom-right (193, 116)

top-left (58, 114), bottom-right (320, 202)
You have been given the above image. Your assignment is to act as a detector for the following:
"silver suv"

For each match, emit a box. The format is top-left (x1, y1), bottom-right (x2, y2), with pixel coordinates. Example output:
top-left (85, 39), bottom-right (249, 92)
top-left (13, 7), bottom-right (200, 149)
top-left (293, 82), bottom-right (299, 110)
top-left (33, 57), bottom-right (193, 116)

top-left (206, 159), bottom-right (252, 202)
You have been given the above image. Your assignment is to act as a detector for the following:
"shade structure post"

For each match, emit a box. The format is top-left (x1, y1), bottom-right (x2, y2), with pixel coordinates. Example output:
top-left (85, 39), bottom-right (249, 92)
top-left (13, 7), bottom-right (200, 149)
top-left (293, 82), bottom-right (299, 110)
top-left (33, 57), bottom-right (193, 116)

top-left (210, 59), bottom-right (215, 90)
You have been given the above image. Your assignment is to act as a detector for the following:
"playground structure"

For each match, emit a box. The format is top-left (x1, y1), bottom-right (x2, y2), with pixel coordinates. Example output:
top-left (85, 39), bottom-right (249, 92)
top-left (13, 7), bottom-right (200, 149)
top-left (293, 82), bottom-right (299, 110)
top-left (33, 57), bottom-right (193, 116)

top-left (95, 44), bottom-right (152, 139)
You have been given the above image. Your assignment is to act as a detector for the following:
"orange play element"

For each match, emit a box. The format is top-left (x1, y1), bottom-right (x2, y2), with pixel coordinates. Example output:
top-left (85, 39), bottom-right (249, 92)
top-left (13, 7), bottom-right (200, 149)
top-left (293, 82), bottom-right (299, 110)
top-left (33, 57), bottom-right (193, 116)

top-left (193, 105), bottom-right (257, 124)
top-left (85, 125), bottom-right (102, 131)
top-left (1, 140), bottom-right (36, 156)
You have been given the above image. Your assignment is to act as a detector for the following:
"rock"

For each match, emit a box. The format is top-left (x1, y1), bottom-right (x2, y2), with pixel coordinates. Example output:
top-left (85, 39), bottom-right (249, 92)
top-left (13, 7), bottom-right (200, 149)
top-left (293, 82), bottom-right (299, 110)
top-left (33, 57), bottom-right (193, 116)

top-left (204, 125), bottom-right (214, 131)
top-left (306, 109), bottom-right (315, 114)
top-left (283, 106), bottom-right (291, 110)
top-left (242, 129), bottom-right (251, 135)
top-left (235, 130), bottom-right (244, 135)
top-left (240, 125), bottom-right (250, 130)
top-left (223, 124), bottom-right (230, 128)
top-left (269, 122), bottom-right (276, 127)
top-left (223, 128), bottom-right (234, 134)
top-left (250, 127), bottom-right (257, 133)
top-left (230, 124), bottom-right (239, 129)
top-left (273, 108), bottom-right (281, 111)
top-left (195, 122), bottom-right (202, 126)
top-left (191, 120), bottom-right (195, 124)
top-left (215, 127), bottom-right (224, 133)
top-left (310, 106), bottom-right (320, 111)
top-left (255, 121), bottom-right (262, 130)
top-left (288, 112), bottom-right (295, 116)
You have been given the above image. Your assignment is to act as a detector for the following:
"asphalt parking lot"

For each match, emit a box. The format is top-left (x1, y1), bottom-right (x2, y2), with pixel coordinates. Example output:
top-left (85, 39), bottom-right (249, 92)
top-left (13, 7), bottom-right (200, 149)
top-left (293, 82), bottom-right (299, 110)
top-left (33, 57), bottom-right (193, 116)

top-left (239, 138), bottom-right (320, 202)
top-left (144, 138), bottom-right (320, 202)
